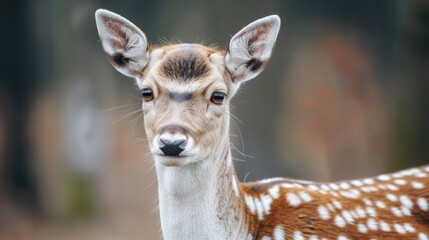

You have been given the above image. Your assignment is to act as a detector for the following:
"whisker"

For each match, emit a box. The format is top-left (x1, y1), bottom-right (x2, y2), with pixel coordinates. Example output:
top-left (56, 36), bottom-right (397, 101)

top-left (111, 108), bottom-right (142, 125)
top-left (232, 157), bottom-right (246, 162)
top-left (227, 111), bottom-right (243, 125)
top-left (150, 205), bottom-right (160, 214)
top-left (230, 142), bottom-right (253, 159)
top-left (131, 112), bottom-right (144, 133)
top-left (131, 94), bottom-right (143, 101)
top-left (230, 117), bottom-right (245, 155)
top-left (143, 177), bottom-right (158, 193)
top-left (243, 172), bottom-right (251, 183)
top-left (136, 137), bottom-right (148, 141)
top-left (101, 103), bottom-right (140, 113)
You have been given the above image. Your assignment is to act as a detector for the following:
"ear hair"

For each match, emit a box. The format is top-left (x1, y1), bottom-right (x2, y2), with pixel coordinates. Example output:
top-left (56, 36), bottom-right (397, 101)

top-left (225, 15), bottom-right (281, 84)
top-left (95, 9), bottom-right (149, 79)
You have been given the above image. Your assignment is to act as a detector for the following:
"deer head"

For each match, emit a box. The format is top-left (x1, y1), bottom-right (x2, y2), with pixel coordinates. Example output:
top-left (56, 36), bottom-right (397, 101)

top-left (95, 9), bottom-right (280, 168)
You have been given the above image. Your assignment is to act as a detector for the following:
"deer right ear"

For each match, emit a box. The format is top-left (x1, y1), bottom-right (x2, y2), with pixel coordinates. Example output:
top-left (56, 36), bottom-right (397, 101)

top-left (95, 9), bottom-right (149, 78)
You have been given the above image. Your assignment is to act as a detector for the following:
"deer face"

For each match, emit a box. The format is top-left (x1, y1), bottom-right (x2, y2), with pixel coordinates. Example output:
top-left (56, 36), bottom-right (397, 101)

top-left (95, 9), bottom-right (280, 167)
top-left (140, 45), bottom-right (233, 166)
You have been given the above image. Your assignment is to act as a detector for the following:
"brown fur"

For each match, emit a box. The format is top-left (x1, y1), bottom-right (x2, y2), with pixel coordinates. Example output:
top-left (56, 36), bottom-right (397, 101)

top-left (240, 166), bottom-right (429, 239)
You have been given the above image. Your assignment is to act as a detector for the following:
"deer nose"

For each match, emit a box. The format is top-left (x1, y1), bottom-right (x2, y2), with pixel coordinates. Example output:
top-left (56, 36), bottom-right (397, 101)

top-left (159, 138), bottom-right (186, 156)
top-left (157, 125), bottom-right (188, 157)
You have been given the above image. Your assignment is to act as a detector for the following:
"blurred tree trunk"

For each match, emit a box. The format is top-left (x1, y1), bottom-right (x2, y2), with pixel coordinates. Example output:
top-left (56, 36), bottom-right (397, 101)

top-left (0, 0), bottom-right (39, 209)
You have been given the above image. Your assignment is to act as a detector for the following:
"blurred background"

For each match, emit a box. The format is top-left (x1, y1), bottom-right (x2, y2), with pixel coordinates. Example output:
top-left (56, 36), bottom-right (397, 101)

top-left (0, 0), bottom-right (428, 239)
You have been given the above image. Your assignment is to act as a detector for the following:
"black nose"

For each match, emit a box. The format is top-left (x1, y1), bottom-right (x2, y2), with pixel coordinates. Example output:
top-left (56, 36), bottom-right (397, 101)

top-left (159, 138), bottom-right (186, 156)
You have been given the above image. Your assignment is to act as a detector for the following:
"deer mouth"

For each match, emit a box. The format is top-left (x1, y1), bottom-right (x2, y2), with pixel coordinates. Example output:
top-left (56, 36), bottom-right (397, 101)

top-left (152, 150), bottom-right (198, 167)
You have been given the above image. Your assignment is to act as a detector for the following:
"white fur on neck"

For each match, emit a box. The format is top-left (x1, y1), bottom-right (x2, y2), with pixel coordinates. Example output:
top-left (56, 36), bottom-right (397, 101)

top-left (155, 155), bottom-right (248, 240)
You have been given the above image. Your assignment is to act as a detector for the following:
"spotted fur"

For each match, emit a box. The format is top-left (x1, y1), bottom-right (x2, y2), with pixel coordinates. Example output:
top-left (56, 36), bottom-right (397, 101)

top-left (242, 167), bottom-right (429, 239)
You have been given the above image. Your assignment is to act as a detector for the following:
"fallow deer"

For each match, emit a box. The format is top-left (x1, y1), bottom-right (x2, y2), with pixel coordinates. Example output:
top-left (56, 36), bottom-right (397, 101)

top-left (95, 9), bottom-right (429, 240)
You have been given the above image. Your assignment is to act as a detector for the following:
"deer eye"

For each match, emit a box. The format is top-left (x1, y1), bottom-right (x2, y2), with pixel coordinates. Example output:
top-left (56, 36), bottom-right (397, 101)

top-left (142, 88), bottom-right (154, 101)
top-left (211, 92), bottom-right (225, 105)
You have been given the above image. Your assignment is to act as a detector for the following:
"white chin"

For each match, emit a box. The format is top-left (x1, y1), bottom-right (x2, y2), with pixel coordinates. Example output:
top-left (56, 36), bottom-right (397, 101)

top-left (155, 155), bottom-right (193, 167)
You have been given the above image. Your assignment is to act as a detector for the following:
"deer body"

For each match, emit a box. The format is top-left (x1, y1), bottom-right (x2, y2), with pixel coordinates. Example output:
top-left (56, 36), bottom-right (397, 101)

top-left (95, 9), bottom-right (429, 240)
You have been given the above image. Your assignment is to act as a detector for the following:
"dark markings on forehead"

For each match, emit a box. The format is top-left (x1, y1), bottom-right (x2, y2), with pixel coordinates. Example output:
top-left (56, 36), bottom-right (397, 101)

top-left (168, 92), bottom-right (193, 102)
top-left (161, 48), bottom-right (211, 81)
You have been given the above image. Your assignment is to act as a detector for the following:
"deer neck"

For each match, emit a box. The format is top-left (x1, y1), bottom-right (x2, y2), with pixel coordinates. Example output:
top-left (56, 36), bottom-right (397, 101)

top-left (155, 135), bottom-right (250, 240)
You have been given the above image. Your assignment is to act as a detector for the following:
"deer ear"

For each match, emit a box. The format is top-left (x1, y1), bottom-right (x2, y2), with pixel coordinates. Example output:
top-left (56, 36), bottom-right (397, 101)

top-left (95, 9), bottom-right (149, 78)
top-left (225, 15), bottom-right (280, 83)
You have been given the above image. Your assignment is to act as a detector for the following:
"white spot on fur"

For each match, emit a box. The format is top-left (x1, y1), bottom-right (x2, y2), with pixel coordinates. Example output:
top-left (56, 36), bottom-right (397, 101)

top-left (350, 210), bottom-right (358, 219)
top-left (342, 210), bottom-right (354, 223)
top-left (401, 206), bottom-right (412, 216)
top-left (358, 223), bottom-right (367, 233)
top-left (363, 178), bottom-right (375, 185)
top-left (254, 197), bottom-right (264, 220)
top-left (268, 185), bottom-right (280, 199)
top-left (386, 193), bottom-right (398, 202)
top-left (309, 236), bottom-right (320, 240)
top-left (394, 179), bottom-right (407, 185)
top-left (356, 207), bottom-right (367, 218)
top-left (299, 191), bottom-right (312, 202)
top-left (340, 190), bottom-right (361, 199)
top-left (416, 172), bottom-right (427, 178)
top-left (308, 185), bottom-right (319, 191)
top-left (273, 225), bottom-right (286, 240)
top-left (360, 186), bottom-right (378, 192)
top-left (286, 193), bottom-right (302, 207)
top-left (320, 184), bottom-right (331, 191)
top-left (412, 181), bottom-right (424, 189)
top-left (340, 182), bottom-right (350, 189)
top-left (293, 231), bottom-right (304, 240)
top-left (333, 200), bottom-right (342, 209)
top-left (367, 218), bottom-right (378, 231)
top-left (387, 184), bottom-right (399, 191)
top-left (366, 207), bottom-right (377, 217)
top-left (377, 174), bottom-right (391, 181)
top-left (245, 195), bottom-right (256, 214)
top-left (334, 215), bottom-right (346, 227)
top-left (417, 197), bottom-right (428, 211)
top-left (394, 223), bottom-right (406, 234)
top-left (261, 236), bottom-right (271, 240)
top-left (375, 200), bottom-right (386, 209)
top-left (318, 205), bottom-right (330, 220)
top-left (319, 190), bottom-right (328, 195)
top-left (391, 207), bottom-right (403, 217)
top-left (400, 195), bottom-right (413, 209)
top-left (351, 180), bottom-right (363, 187)
top-left (330, 191), bottom-right (339, 197)
top-left (393, 172), bottom-right (403, 178)
top-left (419, 233), bottom-right (429, 240)
top-left (404, 223), bottom-right (415, 233)
top-left (337, 236), bottom-right (349, 240)
top-left (260, 194), bottom-right (273, 215)
top-left (379, 221), bottom-right (391, 232)
top-left (329, 183), bottom-right (340, 190)
top-left (363, 198), bottom-right (373, 206)
top-left (349, 189), bottom-right (361, 198)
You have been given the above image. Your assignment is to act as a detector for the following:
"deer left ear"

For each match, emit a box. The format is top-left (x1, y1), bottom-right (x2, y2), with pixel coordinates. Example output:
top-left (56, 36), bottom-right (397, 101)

top-left (225, 15), bottom-right (280, 83)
